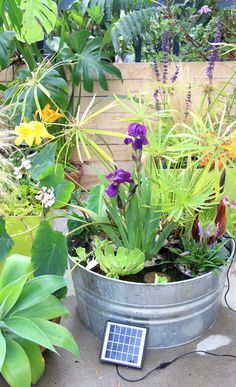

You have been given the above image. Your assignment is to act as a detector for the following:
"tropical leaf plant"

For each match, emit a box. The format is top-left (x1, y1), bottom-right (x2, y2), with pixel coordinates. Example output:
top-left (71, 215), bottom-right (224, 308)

top-left (32, 220), bottom-right (68, 277)
top-left (19, 0), bottom-right (58, 44)
top-left (0, 31), bottom-right (16, 70)
top-left (81, 0), bottom-right (153, 20)
top-left (0, 218), bottom-right (14, 262)
top-left (0, 254), bottom-right (80, 387)
top-left (4, 63), bottom-right (68, 121)
top-left (111, 7), bottom-right (155, 53)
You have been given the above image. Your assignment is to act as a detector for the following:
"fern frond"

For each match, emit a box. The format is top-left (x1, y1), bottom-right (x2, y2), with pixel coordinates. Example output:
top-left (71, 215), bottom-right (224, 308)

top-left (111, 7), bottom-right (155, 52)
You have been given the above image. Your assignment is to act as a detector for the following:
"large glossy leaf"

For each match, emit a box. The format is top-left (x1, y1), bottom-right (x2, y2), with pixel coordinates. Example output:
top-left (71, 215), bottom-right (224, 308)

top-left (0, 217), bottom-right (14, 262)
top-left (20, 0), bottom-right (58, 44)
top-left (13, 295), bottom-right (69, 320)
top-left (30, 142), bottom-right (57, 180)
top-left (0, 254), bottom-right (31, 290)
top-left (32, 318), bottom-right (80, 358)
top-left (4, 68), bottom-right (68, 120)
top-left (10, 275), bottom-right (68, 314)
top-left (14, 338), bottom-right (45, 385)
top-left (0, 273), bottom-right (31, 317)
top-left (87, 184), bottom-right (105, 214)
top-left (0, 331), bottom-right (6, 372)
top-left (63, 31), bottom-right (122, 92)
top-left (32, 220), bottom-right (68, 276)
top-left (0, 31), bottom-right (16, 70)
top-left (39, 164), bottom-right (75, 208)
top-left (3, 316), bottom-right (56, 352)
top-left (1, 338), bottom-right (31, 387)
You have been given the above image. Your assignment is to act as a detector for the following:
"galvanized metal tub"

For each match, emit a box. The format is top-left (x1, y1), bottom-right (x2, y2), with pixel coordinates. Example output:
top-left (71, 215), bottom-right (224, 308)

top-left (70, 238), bottom-right (235, 349)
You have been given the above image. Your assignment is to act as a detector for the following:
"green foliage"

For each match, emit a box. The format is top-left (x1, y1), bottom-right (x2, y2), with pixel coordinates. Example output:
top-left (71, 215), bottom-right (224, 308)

top-left (0, 254), bottom-right (79, 387)
top-left (169, 237), bottom-right (228, 277)
top-left (96, 244), bottom-right (145, 278)
top-left (76, 241), bottom-right (145, 278)
top-left (0, 31), bottom-right (16, 70)
top-left (1, 182), bottom-right (42, 217)
top-left (20, 0), bottom-right (57, 44)
top-left (60, 30), bottom-right (122, 93)
top-left (0, 218), bottom-right (13, 262)
top-left (30, 142), bottom-right (57, 180)
top-left (142, 1), bottom-right (236, 62)
top-left (111, 7), bottom-right (155, 53)
top-left (39, 164), bottom-right (75, 208)
top-left (5, 65), bottom-right (68, 121)
top-left (32, 220), bottom-right (68, 277)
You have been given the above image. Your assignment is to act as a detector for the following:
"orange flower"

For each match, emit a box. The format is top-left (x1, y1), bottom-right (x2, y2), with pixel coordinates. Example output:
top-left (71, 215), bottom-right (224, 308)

top-left (200, 153), bottom-right (223, 170)
top-left (36, 104), bottom-right (64, 123)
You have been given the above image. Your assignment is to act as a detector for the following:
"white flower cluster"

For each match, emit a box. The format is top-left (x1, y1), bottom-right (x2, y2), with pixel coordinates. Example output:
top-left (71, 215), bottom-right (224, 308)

top-left (13, 158), bottom-right (32, 179)
top-left (35, 187), bottom-right (55, 208)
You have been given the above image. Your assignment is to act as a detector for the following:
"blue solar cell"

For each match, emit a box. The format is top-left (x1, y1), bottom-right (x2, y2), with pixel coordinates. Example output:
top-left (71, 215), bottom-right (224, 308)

top-left (124, 336), bottom-right (130, 344)
top-left (126, 327), bottom-right (131, 335)
top-left (130, 337), bottom-right (136, 345)
top-left (115, 325), bottom-right (120, 333)
top-left (108, 333), bottom-right (114, 340)
top-left (101, 322), bottom-right (148, 369)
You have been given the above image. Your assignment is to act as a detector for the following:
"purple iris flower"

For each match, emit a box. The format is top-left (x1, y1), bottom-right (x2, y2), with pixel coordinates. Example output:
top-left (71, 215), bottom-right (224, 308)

top-left (105, 169), bottom-right (133, 197)
top-left (124, 123), bottom-right (148, 150)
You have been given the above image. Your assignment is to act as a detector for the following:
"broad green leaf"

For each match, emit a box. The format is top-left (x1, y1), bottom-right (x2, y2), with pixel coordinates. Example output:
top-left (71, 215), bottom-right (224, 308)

top-left (3, 317), bottom-right (56, 352)
top-left (10, 275), bottom-right (68, 314)
top-left (4, 68), bottom-right (68, 120)
top-left (0, 31), bottom-right (16, 70)
top-left (1, 338), bottom-right (31, 387)
top-left (32, 318), bottom-right (80, 358)
top-left (39, 164), bottom-right (75, 208)
top-left (14, 338), bottom-right (45, 385)
top-left (32, 221), bottom-right (68, 276)
top-left (0, 217), bottom-right (14, 262)
top-left (87, 184), bottom-right (104, 214)
top-left (63, 31), bottom-right (122, 92)
top-left (0, 254), bottom-right (31, 290)
top-left (30, 142), bottom-right (57, 180)
top-left (0, 331), bottom-right (6, 372)
top-left (0, 273), bottom-right (31, 317)
top-left (13, 295), bottom-right (69, 320)
top-left (20, 0), bottom-right (58, 44)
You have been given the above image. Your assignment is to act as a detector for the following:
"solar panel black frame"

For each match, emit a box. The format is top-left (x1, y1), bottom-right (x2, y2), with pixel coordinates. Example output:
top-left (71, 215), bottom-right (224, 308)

top-left (100, 321), bottom-right (148, 369)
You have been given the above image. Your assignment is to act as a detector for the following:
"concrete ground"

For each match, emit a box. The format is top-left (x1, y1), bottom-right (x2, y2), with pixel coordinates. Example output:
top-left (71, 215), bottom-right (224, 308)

top-left (1, 267), bottom-right (236, 387)
top-left (40, 271), bottom-right (236, 387)
top-left (1, 217), bottom-right (236, 386)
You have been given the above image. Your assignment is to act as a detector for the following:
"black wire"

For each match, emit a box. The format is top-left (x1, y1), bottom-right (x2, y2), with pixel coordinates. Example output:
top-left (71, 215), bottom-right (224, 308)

top-left (224, 258), bottom-right (236, 312)
top-left (116, 236), bottom-right (236, 382)
top-left (116, 350), bottom-right (236, 383)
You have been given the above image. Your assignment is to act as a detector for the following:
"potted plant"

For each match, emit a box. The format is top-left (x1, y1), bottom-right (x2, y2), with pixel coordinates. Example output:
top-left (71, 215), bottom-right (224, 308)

top-left (1, 133), bottom-right (75, 257)
top-left (0, 253), bottom-right (79, 387)
top-left (67, 114), bottom-right (236, 349)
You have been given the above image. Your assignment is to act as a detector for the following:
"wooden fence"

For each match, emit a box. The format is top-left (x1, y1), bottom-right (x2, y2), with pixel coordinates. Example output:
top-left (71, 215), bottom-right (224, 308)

top-left (1, 61), bottom-right (236, 188)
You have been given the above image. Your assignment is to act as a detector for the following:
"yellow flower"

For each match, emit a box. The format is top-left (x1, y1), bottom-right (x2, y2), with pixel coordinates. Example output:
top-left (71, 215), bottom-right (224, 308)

top-left (227, 137), bottom-right (236, 159)
top-left (37, 104), bottom-right (64, 123)
top-left (15, 121), bottom-right (54, 147)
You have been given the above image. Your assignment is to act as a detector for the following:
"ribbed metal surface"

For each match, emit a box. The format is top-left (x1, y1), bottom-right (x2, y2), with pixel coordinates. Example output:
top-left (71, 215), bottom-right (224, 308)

top-left (71, 239), bottom-right (235, 348)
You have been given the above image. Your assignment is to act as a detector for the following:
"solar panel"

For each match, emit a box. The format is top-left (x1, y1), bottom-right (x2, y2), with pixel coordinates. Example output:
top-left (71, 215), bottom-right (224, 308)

top-left (100, 321), bottom-right (148, 369)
